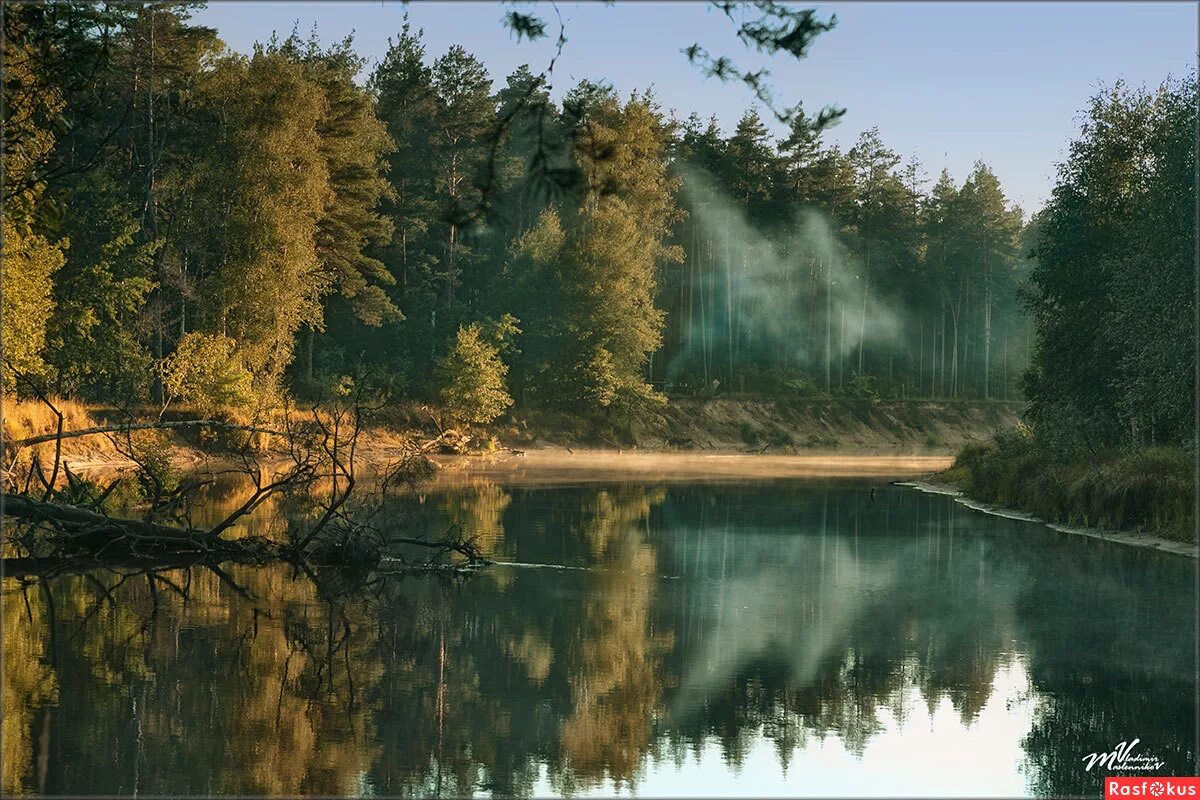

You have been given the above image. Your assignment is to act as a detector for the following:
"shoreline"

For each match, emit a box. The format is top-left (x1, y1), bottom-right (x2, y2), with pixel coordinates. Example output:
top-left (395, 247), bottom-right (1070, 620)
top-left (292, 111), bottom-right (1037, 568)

top-left (895, 479), bottom-right (1197, 558)
top-left (428, 448), bottom-right (954, 486)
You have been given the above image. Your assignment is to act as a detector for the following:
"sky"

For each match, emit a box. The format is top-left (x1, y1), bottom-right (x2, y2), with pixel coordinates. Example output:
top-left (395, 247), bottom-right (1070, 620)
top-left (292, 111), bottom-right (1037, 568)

top-left (192, 2), bottom-right (1198, 214)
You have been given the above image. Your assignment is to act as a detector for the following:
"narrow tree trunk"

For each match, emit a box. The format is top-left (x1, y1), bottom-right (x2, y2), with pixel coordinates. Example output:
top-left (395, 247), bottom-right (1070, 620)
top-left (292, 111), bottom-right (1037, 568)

top-left (940, 306), bottom-right (947, 397)
top-left (824, 258), bottom-right (832, 391)
top-left (918, 319), bottom-right (924, 397)
top-left (305, 326), bottom-right (315, 382)
top-left (983, 259), bottom-right (992, 400)
top-left (858, 241), bottom-right (870, 376)
top-left (839, 303), bottom-right (845, 389)
top-left (701, 231), bottom-right (710, 383)
top-left (1002, 333), bottom-right (1008, 401)
top-left (725, 211), bottom-right (733, 384)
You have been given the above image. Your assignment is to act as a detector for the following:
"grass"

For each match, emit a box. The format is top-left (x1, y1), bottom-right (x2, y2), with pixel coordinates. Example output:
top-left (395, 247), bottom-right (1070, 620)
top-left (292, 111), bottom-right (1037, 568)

top-left (943, 429), bottom-right (1196, 542)
top-left (1, 396), bottom-right (119, 465)
top-left (3, 396), bottom-right (98, 441)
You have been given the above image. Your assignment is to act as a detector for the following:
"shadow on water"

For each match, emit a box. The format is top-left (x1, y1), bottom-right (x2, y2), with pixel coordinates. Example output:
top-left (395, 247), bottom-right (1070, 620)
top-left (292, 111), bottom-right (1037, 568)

top-left (3, 477), bottom-right (1194, 796)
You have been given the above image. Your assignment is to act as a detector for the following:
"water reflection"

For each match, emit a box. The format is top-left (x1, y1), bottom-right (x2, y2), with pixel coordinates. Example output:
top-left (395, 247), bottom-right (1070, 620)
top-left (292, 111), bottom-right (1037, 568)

top-left (3, 480), bottom-right (1194, 796)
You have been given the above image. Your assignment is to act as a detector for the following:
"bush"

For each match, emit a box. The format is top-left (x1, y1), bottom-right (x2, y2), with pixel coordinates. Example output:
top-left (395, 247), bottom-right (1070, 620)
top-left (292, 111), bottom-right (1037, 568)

top-left (739, 420), bottom-right (760, 446)
top-left (766, 423), bottom-right (795, 448)
top-left (160, 332), bottom-right (255, 415)
top-left (945, 430), bottom-right (1195, 541)
top-left (131, 436), bottom-right (179, 501)
top-left (843, 371), bottom-right (880, 404)
top-left (737, 365), bottom-right (825, 398)
top-left (436, 324), bottom-right (514, 425)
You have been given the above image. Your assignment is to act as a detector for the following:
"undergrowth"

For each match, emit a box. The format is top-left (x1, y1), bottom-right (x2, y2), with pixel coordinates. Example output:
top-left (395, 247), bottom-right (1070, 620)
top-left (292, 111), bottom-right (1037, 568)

top-left (944, 428), bottom-right (1196, 542)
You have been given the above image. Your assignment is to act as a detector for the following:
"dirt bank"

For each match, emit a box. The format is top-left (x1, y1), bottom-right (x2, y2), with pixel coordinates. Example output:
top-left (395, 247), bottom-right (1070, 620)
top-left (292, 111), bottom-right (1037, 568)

top-left (897, 480), bottom-right (1196, 558)
top-left (617, 398), bottom-right (1021, 453)
top-left (19, 398), bottom-right (1020, 478)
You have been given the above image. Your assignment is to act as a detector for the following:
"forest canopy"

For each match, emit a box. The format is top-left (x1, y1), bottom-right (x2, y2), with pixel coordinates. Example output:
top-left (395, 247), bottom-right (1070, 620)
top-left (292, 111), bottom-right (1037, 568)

top-left (3, 2), bottom-right (1190, 451)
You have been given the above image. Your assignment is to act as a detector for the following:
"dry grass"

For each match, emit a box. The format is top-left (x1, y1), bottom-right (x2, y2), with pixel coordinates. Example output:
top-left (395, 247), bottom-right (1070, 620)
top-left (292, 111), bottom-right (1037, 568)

top-left (1, 396), bottom-right (126, 467)
top-left (2, 396), bottom-right (97, 442)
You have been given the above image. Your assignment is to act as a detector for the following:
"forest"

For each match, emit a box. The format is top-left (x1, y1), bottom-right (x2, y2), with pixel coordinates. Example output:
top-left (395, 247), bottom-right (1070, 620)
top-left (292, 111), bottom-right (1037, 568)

top-left (2, 4), bottom-right (1196, 797)
top-left (2, 2), bottom-right (1195, 534)
top-left (5, 2), bottom-right (1035, 424)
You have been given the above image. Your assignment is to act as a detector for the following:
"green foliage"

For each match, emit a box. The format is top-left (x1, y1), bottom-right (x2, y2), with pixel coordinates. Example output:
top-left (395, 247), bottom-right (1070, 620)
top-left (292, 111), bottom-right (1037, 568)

top-left (436, 325), bottom-right (514, 425)
top-left (10, 0), bottom-right (1179, 484)
top-left (765, 423), bottom-right (795, 448)
top-left (188, 50), bottom-right (331, 390)
top-left (1023, 77), bottom-right (1196, 451)
top-left (1, 7), bottom-right (67, 383)
top-left (1, 217), bottom-right (64, 382)
top-left (160, 333), bottom-right (255, 414)
top-left (949, 429), bottom-right (1195, 542)
top-left (44, 172), bottom-right (157, 399)
top-left (53, 473), bottom-right (143, 516)
top-left (683, 2), bottom-right (842, 128)
top-left (736, 366), bottom-right (824, 397)
top-left (280, 33), bottom-right (398, 324)
top-left (132, 438), bottom-right (181, 501)
top-left (803, 433), bottom-right (839, 449)
top-left (841, 372), bottom-right (880, 403)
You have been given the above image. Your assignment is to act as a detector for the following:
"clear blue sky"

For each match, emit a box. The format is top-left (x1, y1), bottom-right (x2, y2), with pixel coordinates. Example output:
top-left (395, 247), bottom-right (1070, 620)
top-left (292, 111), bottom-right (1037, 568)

top-left (192, 1), bottom-right (1197, 214)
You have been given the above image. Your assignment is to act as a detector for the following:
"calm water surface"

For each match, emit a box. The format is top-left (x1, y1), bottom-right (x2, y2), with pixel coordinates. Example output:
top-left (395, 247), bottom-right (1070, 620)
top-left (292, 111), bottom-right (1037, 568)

top-left (3, 478), bottom-right (1195, 796)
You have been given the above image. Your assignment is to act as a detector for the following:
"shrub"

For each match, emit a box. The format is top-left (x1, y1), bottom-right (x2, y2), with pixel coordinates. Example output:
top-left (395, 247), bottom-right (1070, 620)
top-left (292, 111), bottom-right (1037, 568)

top-left (738, 365), bottom-right (826, 398)
top-left (843, 371), bottom-right (880, 404)
top-left (160, 332), bottom-right (255, 415)
top-left (739, 421), bottom-right (759, 446)
top-left (436, 324), bottom-right (514, 425)
top-left (131, 436), bottom-right (179, 500)
top-left (766, 423), bottom-right (795, 447)
top-left (945, 430), bottom-right (1195, 541)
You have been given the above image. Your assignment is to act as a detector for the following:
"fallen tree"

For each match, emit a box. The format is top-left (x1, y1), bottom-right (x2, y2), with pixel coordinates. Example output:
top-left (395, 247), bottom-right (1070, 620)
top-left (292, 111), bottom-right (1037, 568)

top-left (2, 371), bottom-right (486, 580)
top-left (7, 419), bottom-right (290, 449)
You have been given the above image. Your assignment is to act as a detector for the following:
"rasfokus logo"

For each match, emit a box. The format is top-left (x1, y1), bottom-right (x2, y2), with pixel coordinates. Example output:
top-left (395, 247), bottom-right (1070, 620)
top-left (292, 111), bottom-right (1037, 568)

top-left (1106, 778), bottom-right (1200, 799)
top-left (1083, 739), bottom-right (1166, 772)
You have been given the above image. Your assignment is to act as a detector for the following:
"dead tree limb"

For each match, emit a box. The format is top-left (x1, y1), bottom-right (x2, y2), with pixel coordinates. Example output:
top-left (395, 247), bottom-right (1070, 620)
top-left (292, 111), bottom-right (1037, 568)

top-left (2, 493), bottom-right (219, 547)
top-left (7, 420), bottom-right (290, 449)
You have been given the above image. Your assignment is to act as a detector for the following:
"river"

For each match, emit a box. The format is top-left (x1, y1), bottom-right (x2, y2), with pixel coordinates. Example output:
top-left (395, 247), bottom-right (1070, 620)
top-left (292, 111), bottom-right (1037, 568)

top-left (3, 466), bottom-right (1194, 796)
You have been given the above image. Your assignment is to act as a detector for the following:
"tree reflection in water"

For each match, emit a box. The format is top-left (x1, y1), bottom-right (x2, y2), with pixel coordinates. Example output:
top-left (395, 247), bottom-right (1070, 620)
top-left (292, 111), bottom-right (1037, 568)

top-left (3, 481), bottom-right (1194, 796)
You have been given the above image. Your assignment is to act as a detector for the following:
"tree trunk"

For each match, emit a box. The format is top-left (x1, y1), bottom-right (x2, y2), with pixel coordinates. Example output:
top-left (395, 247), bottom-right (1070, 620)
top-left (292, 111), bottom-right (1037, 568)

top-left (839, 303), bottom-right (845, 389)
top-left (305, 326), bottom-right (315, 382)
top-left (824, 257), bottom-right (832, 391)
top-left (918, 319), bottom-right (924, 397)
top-left (725, 210), bottom-right (733, 384)
top-left (983, 258), bottom-right (992, 400)
top-left (858, 241), bottom-right (870, 376)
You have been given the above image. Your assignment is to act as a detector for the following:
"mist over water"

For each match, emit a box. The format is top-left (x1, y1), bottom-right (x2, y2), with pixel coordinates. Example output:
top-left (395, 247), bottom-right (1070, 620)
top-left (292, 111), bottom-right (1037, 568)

top-left (670, 165), bottom-right (905, 385)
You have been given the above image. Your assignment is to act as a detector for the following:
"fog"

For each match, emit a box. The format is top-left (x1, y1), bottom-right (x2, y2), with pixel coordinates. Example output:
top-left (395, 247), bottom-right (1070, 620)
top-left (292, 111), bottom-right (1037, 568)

top-left (669, 165), bottom-right (907, 386)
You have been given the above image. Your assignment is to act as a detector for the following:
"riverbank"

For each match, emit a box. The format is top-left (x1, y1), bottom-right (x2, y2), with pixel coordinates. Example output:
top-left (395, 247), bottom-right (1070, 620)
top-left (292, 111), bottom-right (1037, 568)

top-left (925, 427), bottom-right (1195, 551)
top-left (5, 397), bottom-right (1021, 476)
top-left (897, 479), bottom-right (1196, 558)
top-left (430, 449), bottom-right (953, 487)
top-left (501, 397), bottom-right (1023, 453)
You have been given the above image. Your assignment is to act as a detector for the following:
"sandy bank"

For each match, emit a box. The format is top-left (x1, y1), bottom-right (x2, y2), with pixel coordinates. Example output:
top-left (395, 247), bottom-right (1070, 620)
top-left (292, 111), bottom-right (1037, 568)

top-left (430, 448), bottom-right (953, 487)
